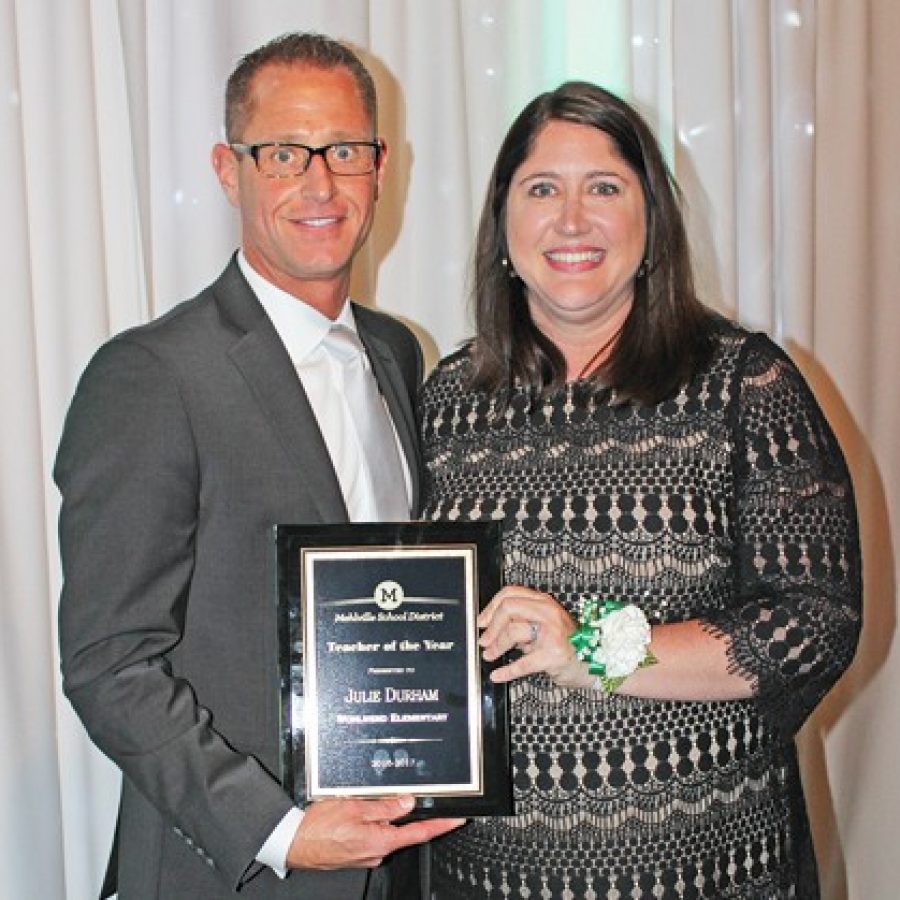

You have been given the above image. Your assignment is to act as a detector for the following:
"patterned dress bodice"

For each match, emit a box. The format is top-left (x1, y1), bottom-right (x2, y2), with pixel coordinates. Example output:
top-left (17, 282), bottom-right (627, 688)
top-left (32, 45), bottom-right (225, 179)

top-left (419, 323), bottom-right (860, 899)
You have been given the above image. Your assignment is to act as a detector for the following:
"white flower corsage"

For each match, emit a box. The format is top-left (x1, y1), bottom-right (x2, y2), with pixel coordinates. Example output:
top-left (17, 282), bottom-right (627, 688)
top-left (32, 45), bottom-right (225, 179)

top-left (570, 599), bottom-right (657, 693)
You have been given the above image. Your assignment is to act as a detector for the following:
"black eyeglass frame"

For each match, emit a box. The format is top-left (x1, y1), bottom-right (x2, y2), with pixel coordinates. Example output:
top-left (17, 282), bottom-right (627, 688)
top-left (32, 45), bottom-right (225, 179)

top-left (229, 140), bottom-right (383, 177)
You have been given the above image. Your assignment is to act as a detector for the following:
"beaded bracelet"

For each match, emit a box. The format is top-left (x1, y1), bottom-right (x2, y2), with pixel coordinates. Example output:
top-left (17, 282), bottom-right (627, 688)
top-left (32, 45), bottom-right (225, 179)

top-left (569, 599), bottom-right (657, 693)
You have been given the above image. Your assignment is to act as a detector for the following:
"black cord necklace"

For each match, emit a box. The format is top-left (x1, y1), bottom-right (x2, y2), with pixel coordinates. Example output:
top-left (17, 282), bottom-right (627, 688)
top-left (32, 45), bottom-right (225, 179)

top-left (575, 326), bottom-right (622, 380)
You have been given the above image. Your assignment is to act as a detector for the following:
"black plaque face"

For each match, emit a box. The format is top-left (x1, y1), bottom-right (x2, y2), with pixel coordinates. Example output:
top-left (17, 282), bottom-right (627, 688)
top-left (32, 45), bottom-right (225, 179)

top-left (275, 521), bottom-right (511, 818)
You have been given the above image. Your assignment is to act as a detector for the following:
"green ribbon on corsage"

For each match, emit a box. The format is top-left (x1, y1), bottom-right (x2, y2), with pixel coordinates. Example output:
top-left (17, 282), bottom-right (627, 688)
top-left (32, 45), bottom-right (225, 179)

top-left (569, 598), bottom-right (657, 693)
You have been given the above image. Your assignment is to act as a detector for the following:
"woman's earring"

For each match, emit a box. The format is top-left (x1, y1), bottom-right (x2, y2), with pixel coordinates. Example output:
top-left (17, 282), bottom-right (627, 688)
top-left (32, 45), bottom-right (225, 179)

top-left (636, 258), bottom-right (649, 279)
top-left (501, 257), bottom-right (518, 279)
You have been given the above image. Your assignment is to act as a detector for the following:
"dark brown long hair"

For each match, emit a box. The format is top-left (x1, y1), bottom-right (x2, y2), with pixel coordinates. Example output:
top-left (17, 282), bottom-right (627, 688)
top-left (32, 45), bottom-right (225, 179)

top-left (469, 81), bottom-right (714, 405)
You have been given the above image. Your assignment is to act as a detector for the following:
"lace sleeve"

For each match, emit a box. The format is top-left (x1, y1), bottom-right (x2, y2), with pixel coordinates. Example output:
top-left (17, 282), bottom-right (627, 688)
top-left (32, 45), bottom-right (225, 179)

top-left (706, 334), bottom-right (862, 736)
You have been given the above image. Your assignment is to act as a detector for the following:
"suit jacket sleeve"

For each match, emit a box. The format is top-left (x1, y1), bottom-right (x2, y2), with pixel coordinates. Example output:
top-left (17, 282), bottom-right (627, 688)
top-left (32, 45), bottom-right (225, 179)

top-left (56, 336), bottom-right (294, 889)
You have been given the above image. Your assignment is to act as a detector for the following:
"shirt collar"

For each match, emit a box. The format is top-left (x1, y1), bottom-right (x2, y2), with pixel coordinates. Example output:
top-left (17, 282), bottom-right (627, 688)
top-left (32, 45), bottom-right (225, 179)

top-left (237, 251), bottom-right (356, 363)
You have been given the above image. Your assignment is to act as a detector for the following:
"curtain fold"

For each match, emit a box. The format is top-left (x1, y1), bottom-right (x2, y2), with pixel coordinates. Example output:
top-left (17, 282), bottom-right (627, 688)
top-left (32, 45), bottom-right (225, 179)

top-left (733, 1), bottom-right (775, 329)
top-left (1, 2), bottom-right (895, 896)
top-left (0, 0), bottom-right (67, 887)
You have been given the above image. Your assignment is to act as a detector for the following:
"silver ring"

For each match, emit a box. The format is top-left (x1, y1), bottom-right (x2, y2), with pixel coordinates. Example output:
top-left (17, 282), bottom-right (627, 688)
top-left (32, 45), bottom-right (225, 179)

top-left (528, 622), bottom-right (540, 644)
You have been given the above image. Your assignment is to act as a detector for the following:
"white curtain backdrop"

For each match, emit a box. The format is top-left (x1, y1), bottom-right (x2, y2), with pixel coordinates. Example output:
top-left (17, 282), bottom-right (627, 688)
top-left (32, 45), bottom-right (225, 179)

top-left (1, 1), bottom-right (896, 897)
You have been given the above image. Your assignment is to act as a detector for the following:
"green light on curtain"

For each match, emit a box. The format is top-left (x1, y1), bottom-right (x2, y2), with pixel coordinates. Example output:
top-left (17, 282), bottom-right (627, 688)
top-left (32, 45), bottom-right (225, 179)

top-left (502, 0), bottom-right (634, 124)
top-left (547, 0), bottom-right (631, 98)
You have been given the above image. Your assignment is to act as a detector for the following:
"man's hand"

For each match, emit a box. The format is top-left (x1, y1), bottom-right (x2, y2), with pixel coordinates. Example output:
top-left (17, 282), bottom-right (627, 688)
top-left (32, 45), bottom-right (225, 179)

top-left (286, 796), bottom-right (464, 869)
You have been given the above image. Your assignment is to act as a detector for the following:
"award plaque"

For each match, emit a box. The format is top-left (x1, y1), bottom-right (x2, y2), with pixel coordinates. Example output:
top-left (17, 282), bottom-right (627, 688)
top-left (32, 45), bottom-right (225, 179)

top-left (275, 521), bottom-right (512, 818)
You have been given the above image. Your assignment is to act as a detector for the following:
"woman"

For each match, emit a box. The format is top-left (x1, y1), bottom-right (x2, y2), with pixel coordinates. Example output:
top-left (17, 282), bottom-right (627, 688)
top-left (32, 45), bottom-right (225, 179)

top-left (419, 82), bottom-right (861, 898)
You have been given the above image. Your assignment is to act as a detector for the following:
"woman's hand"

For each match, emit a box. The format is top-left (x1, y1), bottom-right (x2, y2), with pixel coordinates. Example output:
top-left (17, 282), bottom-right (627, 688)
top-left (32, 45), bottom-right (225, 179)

top-left (478, 585), bottom-right (594, 689)
top-left (478, 587), bottom-right (756, 700)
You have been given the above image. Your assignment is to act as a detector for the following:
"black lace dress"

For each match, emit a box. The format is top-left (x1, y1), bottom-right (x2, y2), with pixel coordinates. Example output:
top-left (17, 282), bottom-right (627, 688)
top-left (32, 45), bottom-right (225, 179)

top-left (419, 322), bottom-right (861, 899)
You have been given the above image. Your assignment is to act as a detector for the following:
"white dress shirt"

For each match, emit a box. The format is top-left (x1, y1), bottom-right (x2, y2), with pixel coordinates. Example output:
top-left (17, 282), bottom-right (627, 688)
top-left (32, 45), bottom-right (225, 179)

top-left (239, 253), bottom-right (411, 520)
top-left (237, 253), bottom-right (412, 875)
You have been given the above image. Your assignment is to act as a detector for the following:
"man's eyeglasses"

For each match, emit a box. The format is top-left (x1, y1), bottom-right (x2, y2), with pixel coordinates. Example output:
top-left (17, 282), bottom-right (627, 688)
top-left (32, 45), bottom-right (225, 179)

top-left (230, 141), bottom-right (383, 177)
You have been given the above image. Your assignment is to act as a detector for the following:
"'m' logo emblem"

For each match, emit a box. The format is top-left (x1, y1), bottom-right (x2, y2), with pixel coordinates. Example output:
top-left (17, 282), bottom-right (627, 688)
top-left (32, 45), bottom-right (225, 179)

top-left (373, 580), bottom-right (404, 610)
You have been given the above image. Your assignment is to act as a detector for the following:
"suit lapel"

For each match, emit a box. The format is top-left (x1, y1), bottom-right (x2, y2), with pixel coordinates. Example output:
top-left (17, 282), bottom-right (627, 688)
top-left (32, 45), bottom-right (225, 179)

top-left (212, 259), bottom-right (348, 523)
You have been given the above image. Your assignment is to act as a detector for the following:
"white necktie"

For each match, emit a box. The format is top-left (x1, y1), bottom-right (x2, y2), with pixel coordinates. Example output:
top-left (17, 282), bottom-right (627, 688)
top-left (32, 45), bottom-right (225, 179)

top-left (322, 325), bottom-right (409, 520)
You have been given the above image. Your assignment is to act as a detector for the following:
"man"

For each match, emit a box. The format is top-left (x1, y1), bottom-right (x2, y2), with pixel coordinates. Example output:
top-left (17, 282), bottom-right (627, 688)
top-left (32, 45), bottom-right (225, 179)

top-left (56, 32), bottom-right (457, 899)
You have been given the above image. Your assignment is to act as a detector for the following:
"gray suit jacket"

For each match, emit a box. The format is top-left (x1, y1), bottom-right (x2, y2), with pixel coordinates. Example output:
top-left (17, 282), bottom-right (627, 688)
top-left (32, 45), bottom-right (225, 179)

top-left (56, 258), bottom-right (423, 899)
